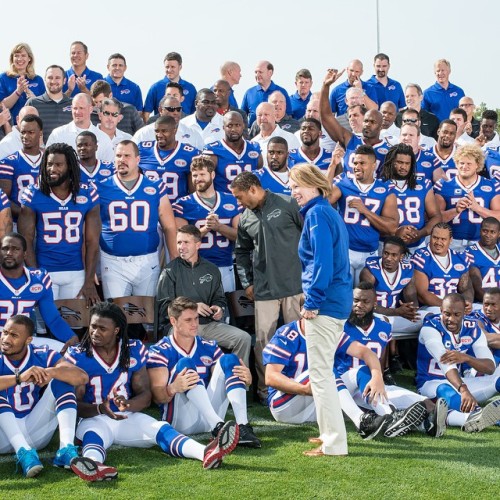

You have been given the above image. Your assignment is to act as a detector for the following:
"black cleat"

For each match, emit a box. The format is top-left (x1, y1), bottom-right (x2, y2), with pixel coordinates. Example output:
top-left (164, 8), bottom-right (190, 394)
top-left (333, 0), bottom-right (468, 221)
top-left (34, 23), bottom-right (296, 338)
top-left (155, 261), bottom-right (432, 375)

top-left (389, 355), bottom-right (403, 374)
top-left (358, 412), bottom-right (393, 440)
top-left (238, 423), bottom-right (261, 448)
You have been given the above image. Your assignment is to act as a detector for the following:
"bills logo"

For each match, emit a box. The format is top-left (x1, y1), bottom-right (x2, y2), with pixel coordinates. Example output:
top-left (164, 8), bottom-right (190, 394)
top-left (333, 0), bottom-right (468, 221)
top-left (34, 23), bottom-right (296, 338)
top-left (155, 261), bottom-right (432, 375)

top-left (144, 187), bottom-right (157, 195)
top-left (58, 305), bottom-right (81, 320)
top-left (388, 85), bottom-right (396, 90)
top-left (267, 208), bottom-right (281, 220)
top-left (282, 124), bottom-right (291, 130)
top-left (29, 284), bottom-right (43, 293)
top-left (175, 159), bottom-right (187, 167)
top-left (212, 128), bottom-right (221, 133)
top-left (62, 106), bottom-right (72, 112)
top-left (122, 302), bottom-right (147, 318)
top-left (199, 274), bottom-right (213, 284)
top-left (450, 92), bottom-right (458, 97)
top-left (76, 196), bottom-right (88, 204)
top-left (183, 89), bottom-right (189, 95)
top-left (120, 89), bottom-right (131, 95)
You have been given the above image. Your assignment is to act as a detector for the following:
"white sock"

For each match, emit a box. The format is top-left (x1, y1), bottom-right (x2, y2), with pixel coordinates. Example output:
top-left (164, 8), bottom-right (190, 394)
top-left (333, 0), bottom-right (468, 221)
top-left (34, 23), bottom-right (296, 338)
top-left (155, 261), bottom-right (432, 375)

top-left (447, 409), bottom-right (468, 427)
top-left (0, 412), bottom-right (30, 452)
top-left (227, 388), bottom-right (248, 425)
top-left (186, 385), bottom-right (222, 429)
top-left (57, 408), bottom-right (77, 448)
top-left (181, 438), bottom-right (205, 461)
top-left (372, 401), bottom-right (393, 416)
top-left (338, 389), bottom-right (364, 428)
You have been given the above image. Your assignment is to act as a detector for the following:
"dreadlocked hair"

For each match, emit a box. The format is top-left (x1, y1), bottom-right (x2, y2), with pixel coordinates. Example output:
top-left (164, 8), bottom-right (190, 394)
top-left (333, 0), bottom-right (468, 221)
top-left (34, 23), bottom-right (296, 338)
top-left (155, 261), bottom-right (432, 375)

top-left (81, 301), bottom-right (130, 372)
top-left (39, 143), bottom-right (81, 201)
top-left (382, 143), bottom-right (417, 190)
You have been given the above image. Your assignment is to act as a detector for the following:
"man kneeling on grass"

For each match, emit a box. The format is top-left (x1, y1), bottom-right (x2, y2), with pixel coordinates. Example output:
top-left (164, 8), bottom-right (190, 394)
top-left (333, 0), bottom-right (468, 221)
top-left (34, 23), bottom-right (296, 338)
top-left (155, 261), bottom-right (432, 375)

top-left (65, 302), bottom-right (238, 482)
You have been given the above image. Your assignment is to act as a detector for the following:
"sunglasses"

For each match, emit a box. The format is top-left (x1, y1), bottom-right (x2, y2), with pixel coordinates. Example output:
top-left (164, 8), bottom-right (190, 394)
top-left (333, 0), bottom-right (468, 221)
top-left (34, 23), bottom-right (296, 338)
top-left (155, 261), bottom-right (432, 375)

top-left (102, 110), bottom-right (120, 117)
top-left (163, 106), bottom-right (182, 112)
top-left (402, 118), bottom-right (418, 124)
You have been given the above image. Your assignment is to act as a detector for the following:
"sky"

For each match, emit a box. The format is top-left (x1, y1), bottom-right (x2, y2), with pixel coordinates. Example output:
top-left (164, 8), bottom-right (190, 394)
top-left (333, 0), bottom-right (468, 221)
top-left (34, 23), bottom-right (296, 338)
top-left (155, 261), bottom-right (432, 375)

top-left (3, 0), bottom-right (499, 109)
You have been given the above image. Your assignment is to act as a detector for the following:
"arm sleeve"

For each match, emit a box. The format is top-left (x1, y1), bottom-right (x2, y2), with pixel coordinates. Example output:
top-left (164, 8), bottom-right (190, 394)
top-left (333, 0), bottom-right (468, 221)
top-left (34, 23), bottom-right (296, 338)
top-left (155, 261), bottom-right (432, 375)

top-left (471, 332), bottom-right (495, 363)
top-left (420, 326), bottom-right (457, 374)
top-left (38, 291), bottom-right (74, 342)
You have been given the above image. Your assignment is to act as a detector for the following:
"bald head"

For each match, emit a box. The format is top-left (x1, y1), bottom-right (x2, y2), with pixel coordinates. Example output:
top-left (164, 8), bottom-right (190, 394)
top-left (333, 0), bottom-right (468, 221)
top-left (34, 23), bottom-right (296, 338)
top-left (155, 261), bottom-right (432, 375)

top-left (256, 102), bottom-right (276, 132)
top-left (17, 106), bottom-right (39, 127)
top-left (220, 61), bottom-right (241, 86)
top-left (347, 59), bottom-right (364, 85)
top-left (223, 111), bottom-right (244, 126)
top-left (380, 101), bottom-right (397, 129)
top-left (255, 60), bottom-right (274, 88)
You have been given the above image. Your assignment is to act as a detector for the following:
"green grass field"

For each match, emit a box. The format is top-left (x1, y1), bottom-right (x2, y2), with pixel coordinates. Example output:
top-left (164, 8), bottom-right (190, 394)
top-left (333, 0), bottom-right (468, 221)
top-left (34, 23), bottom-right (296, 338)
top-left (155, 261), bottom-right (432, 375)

top-left (1, 371), bottom-right (500, 500)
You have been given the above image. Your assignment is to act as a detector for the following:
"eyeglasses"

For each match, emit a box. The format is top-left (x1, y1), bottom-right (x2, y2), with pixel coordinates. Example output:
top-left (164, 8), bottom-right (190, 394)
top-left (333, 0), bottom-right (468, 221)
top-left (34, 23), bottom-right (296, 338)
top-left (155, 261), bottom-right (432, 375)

top-left (163, 106), bottom-right (182, 112)
top-left (402, 118), bottom-right (418, 124)
top-left (102, 110), bottom-right (120, 117)
top-left (460, 103), bottom-right (474, 107)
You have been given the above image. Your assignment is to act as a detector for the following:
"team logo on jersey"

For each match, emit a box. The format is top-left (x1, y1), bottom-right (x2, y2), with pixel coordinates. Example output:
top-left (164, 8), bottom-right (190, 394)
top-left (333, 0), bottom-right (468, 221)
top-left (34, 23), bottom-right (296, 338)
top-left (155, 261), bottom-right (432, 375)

top-left (379, 332), bottom-right (388, 342)
top-left (400, 278), bottom-right (411, 286)
top-left (481, 185), bottom-right (492, 192)
top-left (374, 187), bottom-right (386, 194)
top-left (58, 305), bottom-right (81, 320)
top-left (100, 169), bottom-right (111, 176)
top-left (29, 284), bottom-right (43, 294)
top-left (144, 187), bottom-right (157, 195)
top-left (223, 204), bottom-right (235, 210)
top-left (388, 85), bottom-right (396, 90)
top-left (282, 124), bottom-right (291, 130)
top-left (183, 89), bottom-right (189, 95)
top-left (122, 303), bottom-right (147, 318)
top-left (248, 151), bottom-right (259, 159)
top-left (76, 195), bottom-right (88, 204)
top-left (174, 159), bottom-right (187, 167)
top-left (62, 105), bottom-right (72, 112)
top-left (415, 185), bottom-right (423, 191)
top-left (454, 264), bottom-right (465, 271)
top-left (129, 357), bottom-right (138, 367)
top-left (421, 161), bottom-right (432, 168)
top-left (378, 148), bottom-right (388, 154)
top-left (200, 356), bottom-right (213, 366)
top-left (450, 92), bottom-right (458, 97)
top-left (454, 189), bottom-right (462, 195)
top-left (267, 208), bottom-right (281, 221)
top-left (199, 274), bottom-right (213, 284)
top-left (212, 128), bottom-right (221, 133)
top-left (120, 89), bottom-right (131, 95)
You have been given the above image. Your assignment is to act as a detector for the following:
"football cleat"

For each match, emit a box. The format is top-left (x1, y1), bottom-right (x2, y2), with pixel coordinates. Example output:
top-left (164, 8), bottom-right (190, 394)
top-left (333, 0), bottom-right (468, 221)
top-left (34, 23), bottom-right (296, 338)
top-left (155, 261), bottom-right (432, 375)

top-left (389, 356), bottom-right (403, 374)
top-left (462, 399), bottom-right (500, 433)
top-left (425, 398), bottom-right (448, 438)
top-left (53, 444), bottom-right (79, 469)
top-left (70, 457), bottom-right (118, 482)
top-left (203, 420), bottom-right (239, 469)
top-left (358, 412), bottom-right (393, 440)
top-left (16, 447), bottom-right (43, 478)
top-left (384, 402), bottom-right (428, 437)
top-left (383, 369), bottom-right (396, 386)
top-left (238, 423), bottom-right (261, 448)
top-left (210, 421), bottom-right (225, 440)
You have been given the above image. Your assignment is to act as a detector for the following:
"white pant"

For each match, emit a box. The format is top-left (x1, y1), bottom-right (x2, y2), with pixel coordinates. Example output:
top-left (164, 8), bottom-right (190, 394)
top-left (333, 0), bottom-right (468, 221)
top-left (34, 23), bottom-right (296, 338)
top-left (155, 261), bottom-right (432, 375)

top-left (450, 239), bottom-right (477, 253)
top-left (77, 411), bottom-right (165, 451)
top-left (165, 361), bottom-right (230, 435)
top-left (306, 315), bottom-right (347, 455)
top-left (101, 251), bottom-right (160, 299)
top-left (0, 381), bottom-right (61, 453)
top-left (419, 375), bottom-right (499, 402)
top-left (49, 270), bottom-right (85, 300)
top-left (349, 249), bottom-right (377, 286)
top-left (270, 370), bottom-right (316, 424)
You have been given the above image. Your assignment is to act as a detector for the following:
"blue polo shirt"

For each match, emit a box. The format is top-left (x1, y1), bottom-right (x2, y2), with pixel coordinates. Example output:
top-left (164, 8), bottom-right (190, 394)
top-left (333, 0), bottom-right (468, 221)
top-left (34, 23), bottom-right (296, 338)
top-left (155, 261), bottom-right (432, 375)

top-left (241, 81), bottom-right (292, 126)
top-left (422, 81), bottom-right (465, 122)
top-left (144, 76), bottom-right (197, 116)
top-left (290, 91), bottom-right (312, 120)
top-left (104, 75), bottom-right (143, 111)
top-left (0, 73), bottom-right (45, 121)
top-left (366, 76), bottom-right (405, 109)
top-left (329, 80), bottom-right (378, 115)
top-left (64, 66), bottom-right (104, 97)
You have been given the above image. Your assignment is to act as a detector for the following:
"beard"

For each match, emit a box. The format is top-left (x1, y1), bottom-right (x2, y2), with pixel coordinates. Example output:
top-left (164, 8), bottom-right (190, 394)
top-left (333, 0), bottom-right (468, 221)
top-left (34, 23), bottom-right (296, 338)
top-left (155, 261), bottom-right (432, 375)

top-left (47, 170), bottom-right (70, 187)
top-left (348, 309), bottom-right (374, 328)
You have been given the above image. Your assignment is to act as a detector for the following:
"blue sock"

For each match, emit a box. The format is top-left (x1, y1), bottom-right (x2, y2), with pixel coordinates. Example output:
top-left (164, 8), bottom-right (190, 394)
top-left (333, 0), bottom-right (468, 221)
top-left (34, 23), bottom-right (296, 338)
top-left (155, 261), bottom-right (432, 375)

top-left (220, 354), bottom-right (246, 393)
top-left (82, 431), bottom-right (106, 463)
top-left (356, 366), bottom-right (372, 394)
top-left (156, 424), bottom-right (189, 458)
top-left (50, 379), bottom-right (77, 413)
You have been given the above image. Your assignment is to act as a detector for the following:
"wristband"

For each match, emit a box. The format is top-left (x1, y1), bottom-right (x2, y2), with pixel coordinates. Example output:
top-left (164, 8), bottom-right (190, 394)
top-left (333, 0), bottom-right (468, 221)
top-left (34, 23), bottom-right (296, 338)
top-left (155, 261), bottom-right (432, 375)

top-left (96, 403), bottom-right (102, 415)
top-left (458, 382), bottom-right (468, 393)
top-left (15, 90), bottom-right (22, 97)
top-left (15, 369), bottom-right (21, 385)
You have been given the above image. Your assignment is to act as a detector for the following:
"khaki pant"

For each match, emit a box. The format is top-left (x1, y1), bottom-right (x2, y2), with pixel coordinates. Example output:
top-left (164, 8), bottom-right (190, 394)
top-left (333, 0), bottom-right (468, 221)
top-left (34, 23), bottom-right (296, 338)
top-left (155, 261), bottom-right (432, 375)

top-left (254, 294), bottom-right (302, 400)
top-left (305, 315), bottom-right (348, 455)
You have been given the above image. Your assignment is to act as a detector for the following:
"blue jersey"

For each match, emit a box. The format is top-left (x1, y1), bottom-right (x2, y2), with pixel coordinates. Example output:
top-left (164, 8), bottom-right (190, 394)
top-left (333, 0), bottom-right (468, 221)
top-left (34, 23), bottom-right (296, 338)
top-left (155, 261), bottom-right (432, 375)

top-left (255, 167), bottom-right (291, 195)
top-left (262, 321), bottom-right (308, 405)
top-left (415, 149), bottom-right (440, 182)
top-left (484, 147), bottom-right (500, 181)
top-left (0, 267), bottom-right (74, 342)
top-left (431, 145), bottom-right (457, 179)
top-left (20, 183), bottom-right (99, 272)
top-left (64, 66), bottom-right (103, 98)
top-left (365, 257), bottom-right (414, 308)
top-left (104, 75), bottom-right (143, 111)
top-left (203, 140), bottom-right (261, 193)
top-left (0, 344), bottom-right (61, 418)
top-left (470, 310), bottom-right (500, 363)
top-left (79, 161), bottom-right (114, 186)
top-left (334, 173), bottom-right (394, 252)
top-left (434, 176), bottom-right (500, 241)
top-left (289, 147), bottom-right (332, 171)
top-left (172, 191), bottom-right (240, 267)
top-left (0, 151), bottom-right (41, 206)
top-left (334, 317), bottom-right (392, 377)
top-left (343, 136), bottom-right (389, 178)
top-left (416, 314), bottom-right (482, 388)
top-left (65, 340), bottom-right (146, 412)
top-left (466, 243), bottom-right (500, 289)
top-left (393, 178), bottom-right (432, 248)
top-left (138, 141), bottom-right (199, 201)
top-left (148, 335), bottom-right (222, 422)
top-left (412, 246), bottom-right (470, 299)
top-left (97, 174), bottom-right (168, 257)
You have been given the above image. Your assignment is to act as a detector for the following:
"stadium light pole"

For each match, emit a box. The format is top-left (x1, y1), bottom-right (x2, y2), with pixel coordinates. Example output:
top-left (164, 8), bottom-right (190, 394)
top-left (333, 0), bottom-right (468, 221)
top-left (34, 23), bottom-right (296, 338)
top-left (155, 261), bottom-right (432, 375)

top-left (376, 0), bottom-right (380, 53)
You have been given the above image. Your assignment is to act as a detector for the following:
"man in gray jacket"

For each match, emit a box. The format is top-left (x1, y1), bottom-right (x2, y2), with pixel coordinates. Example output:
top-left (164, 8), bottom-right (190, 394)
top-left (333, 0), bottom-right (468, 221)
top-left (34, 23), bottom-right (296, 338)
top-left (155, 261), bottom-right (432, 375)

top-left (231, 172), bottom-right (303, 403)
top-left (156, 224), bottom-right (251, 365)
